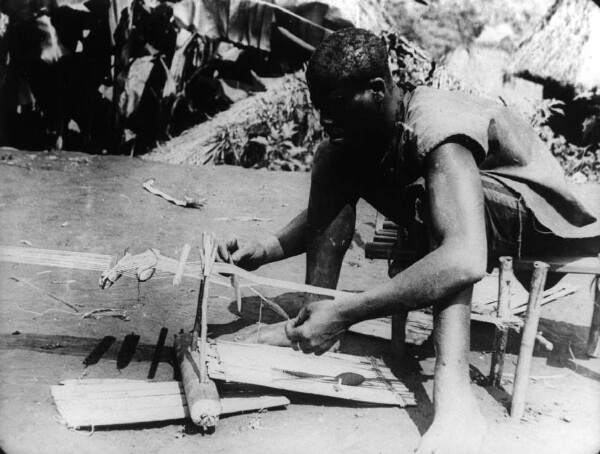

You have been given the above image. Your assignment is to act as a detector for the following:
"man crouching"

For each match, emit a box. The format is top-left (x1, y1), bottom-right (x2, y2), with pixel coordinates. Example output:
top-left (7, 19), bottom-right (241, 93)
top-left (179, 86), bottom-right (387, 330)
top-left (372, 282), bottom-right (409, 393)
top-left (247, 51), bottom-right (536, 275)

top-left (218, 28), bottom-right (599, 454)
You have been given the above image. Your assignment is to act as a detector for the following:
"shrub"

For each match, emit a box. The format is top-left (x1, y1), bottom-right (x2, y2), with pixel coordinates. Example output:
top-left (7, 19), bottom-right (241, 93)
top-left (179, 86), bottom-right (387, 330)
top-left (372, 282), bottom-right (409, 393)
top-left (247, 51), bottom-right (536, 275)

top-left (203, 74), bottom-right (323, 171)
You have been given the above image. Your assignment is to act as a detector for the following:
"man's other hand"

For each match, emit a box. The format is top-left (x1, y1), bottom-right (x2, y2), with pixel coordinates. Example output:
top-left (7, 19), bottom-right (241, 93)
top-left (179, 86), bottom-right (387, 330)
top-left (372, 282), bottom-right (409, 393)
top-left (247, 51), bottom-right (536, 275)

top-left (285, 299), bottom-right (350, 355)
top-left (217, 235), bottom-right (267, 271)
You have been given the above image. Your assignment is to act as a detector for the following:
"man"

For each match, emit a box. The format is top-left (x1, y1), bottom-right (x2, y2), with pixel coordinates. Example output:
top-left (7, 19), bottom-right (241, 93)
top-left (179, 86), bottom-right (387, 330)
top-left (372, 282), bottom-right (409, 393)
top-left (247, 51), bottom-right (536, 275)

top-left (218, 29), bottom-right (599, 454)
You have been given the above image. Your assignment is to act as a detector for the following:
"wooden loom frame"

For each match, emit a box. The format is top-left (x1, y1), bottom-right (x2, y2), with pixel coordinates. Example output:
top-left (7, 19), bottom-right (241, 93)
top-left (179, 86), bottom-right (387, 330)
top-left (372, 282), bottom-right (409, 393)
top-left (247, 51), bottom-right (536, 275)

top-left (0, 245), bottom-right (416, 417)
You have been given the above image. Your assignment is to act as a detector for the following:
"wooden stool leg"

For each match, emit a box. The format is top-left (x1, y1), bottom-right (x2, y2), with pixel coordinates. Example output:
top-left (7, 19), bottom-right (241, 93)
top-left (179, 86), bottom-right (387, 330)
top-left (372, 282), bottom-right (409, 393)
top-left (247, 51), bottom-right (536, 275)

top-left (511, 261), bottom-right (549, 420)
top-left (586, 276), bottom-right (600, 358)
top-left (489, 256), bottom-right (513, 387)
top-left (391, 311), bottom-right (408, 358)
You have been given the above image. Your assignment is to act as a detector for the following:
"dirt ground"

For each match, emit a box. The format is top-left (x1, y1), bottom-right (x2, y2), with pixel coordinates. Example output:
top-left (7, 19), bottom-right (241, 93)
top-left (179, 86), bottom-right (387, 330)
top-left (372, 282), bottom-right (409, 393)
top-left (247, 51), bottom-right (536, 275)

top-left (0, 148), bottom-right (599, 454)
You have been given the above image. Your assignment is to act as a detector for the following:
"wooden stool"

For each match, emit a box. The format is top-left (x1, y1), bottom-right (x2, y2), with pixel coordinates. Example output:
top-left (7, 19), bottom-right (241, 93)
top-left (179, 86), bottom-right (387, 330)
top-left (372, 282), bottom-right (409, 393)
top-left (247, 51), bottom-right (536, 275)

top-left (365, 215), bottom-right (600, 419)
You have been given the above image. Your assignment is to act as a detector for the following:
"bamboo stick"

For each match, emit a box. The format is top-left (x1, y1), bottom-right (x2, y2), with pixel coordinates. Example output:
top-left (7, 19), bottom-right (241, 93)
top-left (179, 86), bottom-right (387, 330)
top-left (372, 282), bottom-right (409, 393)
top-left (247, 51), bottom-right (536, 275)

top-left (511, 261), bottom-right (549, 420)
top-left (489, 257), bottom-right (513, 387)
top-left (586, 275), bottom-right (600, 357)
top-left (173, 244), bottom-right (191, 286)
top-left (228, 255), bottom-right (243, 313)
top-left (535, 332), bottom-right (553, 351)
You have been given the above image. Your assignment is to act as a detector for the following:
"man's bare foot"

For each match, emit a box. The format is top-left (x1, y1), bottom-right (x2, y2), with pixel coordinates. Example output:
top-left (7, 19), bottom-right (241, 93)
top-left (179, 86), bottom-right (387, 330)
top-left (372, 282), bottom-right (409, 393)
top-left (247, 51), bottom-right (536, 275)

top-left (415, 391), bottom-right (486, 454)
top-left (219, 321), bottom-right (291, 347)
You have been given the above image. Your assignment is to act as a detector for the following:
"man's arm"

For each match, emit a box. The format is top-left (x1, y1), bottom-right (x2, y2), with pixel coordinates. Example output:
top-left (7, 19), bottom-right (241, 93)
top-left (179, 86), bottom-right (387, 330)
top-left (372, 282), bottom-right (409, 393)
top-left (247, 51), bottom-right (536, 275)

top-left (273, 209), bottom-right (308, 260)
top-left (343, 142), bottom-right (487, 317)
top-left (217, 209), bottom-right (308, 270)
top-left (286, 142), bottom-right (488, 350)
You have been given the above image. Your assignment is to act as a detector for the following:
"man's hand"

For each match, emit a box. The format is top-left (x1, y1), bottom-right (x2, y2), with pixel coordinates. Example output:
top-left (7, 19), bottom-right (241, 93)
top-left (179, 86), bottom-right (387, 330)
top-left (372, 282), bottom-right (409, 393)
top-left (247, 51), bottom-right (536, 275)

top-left (217, 235), bottom-right (268, 271)
top-left (285, 299), bottom-right (351, 355)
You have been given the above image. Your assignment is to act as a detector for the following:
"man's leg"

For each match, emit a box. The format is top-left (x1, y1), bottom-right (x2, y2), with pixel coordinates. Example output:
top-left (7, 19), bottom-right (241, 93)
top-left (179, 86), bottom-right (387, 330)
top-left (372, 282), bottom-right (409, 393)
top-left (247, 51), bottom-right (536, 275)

top-left (416, 287), bottom-right (486, 454)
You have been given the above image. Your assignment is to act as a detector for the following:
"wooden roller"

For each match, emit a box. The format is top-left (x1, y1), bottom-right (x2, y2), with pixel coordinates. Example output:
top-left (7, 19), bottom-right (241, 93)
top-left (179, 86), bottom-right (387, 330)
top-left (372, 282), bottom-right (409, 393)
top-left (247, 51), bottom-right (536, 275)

top-left (174, 332), bottom-right (221, 428)
top-left (175, 233), bottom-right (221, 429)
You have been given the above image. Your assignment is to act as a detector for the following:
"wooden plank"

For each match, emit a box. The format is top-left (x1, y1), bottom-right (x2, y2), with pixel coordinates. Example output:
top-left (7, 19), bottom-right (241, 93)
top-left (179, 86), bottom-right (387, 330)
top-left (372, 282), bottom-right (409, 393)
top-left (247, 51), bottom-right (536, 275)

top-left (207, 341), bottom-right (415, 407)
top-left (52, 380), bottom-right (290, 428)
top-left (512, 256), bottom-right (600, 275)
top-left (382, 220), bottom-right (399, 231)
top-left (363, 242), bottom-right (600, 276)
top-left (350, 312), bottom-right (433, 346)
top-left (373, 235), bottom-right (398, 243)
top-left (364, 242), bottom-right (419, 262)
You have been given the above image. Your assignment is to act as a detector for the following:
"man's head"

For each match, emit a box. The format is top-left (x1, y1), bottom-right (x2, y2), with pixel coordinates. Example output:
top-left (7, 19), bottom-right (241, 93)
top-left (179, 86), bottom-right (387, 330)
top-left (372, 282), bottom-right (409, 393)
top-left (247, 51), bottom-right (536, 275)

top-left (306, 28), bottom-right (400, 147)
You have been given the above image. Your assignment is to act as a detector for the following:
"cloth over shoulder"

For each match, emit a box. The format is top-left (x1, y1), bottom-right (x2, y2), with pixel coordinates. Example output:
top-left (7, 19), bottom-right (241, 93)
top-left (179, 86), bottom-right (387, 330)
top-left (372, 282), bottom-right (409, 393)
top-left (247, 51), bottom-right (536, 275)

top-left (401, 86), bottom-right (599, 239)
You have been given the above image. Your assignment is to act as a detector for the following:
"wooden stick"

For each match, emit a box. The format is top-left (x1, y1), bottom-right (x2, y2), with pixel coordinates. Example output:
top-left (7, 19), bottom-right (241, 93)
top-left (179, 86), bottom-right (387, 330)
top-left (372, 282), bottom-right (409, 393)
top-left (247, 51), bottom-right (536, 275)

top-left (147, 327), bottom-right (168, 380)
top-left (173, 244), bottom-right (191, 286)
top-left (228, 255), bottom-right (242, 313)
top-left (586, 275), bottom-right (600, 357)
top-left (10, 276), bottom-right (80, 312)
top-left (199, 239), bottom-right (217, 381)
top-left (489, 256), bottom-right (513, 387)
top-left (99, 249), bottom-right (130, 289)
top-left (511, 261), bottom-right (549, 420)
top-left (182, 233), bottom-right (221, 429)
top-left (535, 332), bottom-right (553, 351)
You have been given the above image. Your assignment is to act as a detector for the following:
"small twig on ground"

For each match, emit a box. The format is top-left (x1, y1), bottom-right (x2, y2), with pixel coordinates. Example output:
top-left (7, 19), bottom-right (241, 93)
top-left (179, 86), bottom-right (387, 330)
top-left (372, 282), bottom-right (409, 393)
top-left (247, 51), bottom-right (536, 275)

top-left (142, 178), bottom-right (206, 208)
top-left (11, 276), bottom-right (80, 312)
top-left (82, 308), bottom-right (130, 321)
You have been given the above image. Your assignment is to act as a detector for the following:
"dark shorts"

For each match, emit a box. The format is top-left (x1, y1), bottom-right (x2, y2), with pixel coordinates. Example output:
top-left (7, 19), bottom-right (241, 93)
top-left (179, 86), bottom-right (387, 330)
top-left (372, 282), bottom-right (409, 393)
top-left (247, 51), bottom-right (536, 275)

top-left (404, 174), bottom-right (599, 271)
top-left (481, 175), bottom-right (599, 262)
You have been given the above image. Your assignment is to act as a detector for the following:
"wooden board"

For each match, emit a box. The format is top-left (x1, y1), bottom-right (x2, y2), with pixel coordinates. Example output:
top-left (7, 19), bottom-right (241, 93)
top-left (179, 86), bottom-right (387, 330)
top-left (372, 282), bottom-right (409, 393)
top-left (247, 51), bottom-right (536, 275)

top-left (52, 379), bottom-right (290, 428)
top-left (350, 312), bottom-right (433, 346)
top-left (207, 341), bottom-right (415, 407)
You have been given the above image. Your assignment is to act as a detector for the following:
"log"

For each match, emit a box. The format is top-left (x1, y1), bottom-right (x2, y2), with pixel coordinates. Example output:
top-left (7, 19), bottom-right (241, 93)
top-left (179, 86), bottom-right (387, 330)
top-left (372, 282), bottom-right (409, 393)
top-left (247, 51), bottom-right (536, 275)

top-left (51, 379), bottom-right (289, 428)
top-left (511, 261), bottom-right (549, 420)
top-left (174, 333), bottom-right (222, 428)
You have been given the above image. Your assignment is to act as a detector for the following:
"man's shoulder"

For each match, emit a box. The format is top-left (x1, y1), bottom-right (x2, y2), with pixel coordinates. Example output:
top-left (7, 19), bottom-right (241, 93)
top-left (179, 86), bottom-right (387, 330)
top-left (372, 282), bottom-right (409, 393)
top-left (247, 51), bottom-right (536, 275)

top-left (401, 87), bottom-right (499, 169)
top-left (406, 86), bottom-right (497, 120)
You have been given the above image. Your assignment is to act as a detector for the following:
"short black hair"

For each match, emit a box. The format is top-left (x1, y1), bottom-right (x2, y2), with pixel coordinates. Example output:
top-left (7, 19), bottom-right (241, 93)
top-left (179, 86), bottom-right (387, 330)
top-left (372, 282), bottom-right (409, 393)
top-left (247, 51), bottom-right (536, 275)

top-left (306, 28), bottom-right (391, 106)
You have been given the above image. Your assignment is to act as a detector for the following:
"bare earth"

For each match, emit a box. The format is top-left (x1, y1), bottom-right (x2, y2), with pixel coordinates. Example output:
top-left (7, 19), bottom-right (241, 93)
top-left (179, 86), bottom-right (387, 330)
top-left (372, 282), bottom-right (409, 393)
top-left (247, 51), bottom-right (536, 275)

top-left (0, 148), bottom-right (599, 454)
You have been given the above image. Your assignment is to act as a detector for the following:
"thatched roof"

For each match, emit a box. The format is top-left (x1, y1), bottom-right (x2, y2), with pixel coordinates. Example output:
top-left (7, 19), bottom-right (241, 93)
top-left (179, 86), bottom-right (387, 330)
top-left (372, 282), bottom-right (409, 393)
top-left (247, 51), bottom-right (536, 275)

top-left (510, 0), bottom-right (600, 92)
